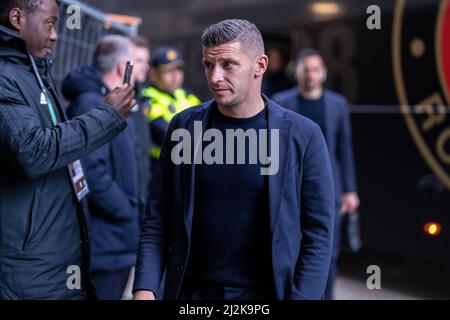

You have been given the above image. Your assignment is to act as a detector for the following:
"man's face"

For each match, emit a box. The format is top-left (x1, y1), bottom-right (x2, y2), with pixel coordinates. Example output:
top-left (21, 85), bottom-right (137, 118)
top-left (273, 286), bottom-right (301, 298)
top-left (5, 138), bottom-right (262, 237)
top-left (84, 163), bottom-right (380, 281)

top-left (202, 41), bottom-right (257, 109)
top-left (18, 0), bottom-right (58, 58)
top-left (132, 46), bottom-right (150, 84)
top-left (296, 55), bottom-right (327, 92)
top-left (154, 67), bottom-right (184, 94)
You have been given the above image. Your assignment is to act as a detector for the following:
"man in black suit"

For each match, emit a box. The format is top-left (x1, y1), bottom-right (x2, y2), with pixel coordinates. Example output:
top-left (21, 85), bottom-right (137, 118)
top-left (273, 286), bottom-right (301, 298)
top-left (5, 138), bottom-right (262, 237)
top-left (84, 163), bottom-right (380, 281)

top-left (273, 49), bottom-right (360, 300)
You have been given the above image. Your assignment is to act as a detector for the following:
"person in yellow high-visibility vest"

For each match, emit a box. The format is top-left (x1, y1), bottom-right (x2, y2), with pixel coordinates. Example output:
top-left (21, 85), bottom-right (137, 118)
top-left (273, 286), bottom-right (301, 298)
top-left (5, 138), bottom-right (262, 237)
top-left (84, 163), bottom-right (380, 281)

top-left (142, 47), bottom-right (201, 160)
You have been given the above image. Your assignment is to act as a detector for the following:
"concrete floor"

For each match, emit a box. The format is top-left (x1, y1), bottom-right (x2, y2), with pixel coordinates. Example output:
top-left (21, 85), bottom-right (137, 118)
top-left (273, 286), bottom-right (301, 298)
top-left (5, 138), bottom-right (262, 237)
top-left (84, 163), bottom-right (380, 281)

top-left (334, 276), bottom-right (422, 300)
top-left (121, 250), bottom-right (450, 300)
top-left (334, 250), bottom-right (450, 300)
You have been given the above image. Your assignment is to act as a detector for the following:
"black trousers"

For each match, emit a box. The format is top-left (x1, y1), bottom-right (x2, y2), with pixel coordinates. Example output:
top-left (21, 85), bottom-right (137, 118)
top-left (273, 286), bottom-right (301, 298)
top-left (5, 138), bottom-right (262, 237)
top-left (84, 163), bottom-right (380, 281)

top-left (180, 283), bottom-right (276, 300)
top-left (324, 205), bottom-right (342, 300)
top-left (91, 268), bottom-right (130, 300)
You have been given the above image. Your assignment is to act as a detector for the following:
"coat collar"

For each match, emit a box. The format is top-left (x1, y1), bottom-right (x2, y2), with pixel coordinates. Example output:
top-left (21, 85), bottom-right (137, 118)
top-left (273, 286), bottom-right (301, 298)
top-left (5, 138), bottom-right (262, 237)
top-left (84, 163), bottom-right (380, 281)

top-left (0, 24), bottom-right (24, 44)
top-left (0, 24), bottom-right (53, 76)
top-left (0, 24), bottom-right (28, 62)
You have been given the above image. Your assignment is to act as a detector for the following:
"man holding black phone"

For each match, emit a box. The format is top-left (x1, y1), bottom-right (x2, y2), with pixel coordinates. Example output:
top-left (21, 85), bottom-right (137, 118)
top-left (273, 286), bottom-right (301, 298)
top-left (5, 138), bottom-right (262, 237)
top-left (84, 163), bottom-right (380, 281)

top-left (0, 0), bottom-right (135, 300)
top-left (63, 35), bottom-right (142, 300)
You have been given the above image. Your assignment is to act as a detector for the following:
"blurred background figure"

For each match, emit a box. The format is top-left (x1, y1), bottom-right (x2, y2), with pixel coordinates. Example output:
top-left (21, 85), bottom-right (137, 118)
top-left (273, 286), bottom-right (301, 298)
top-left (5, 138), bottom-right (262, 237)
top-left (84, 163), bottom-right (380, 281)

top-left (142, 46), bottom-right (201, 167)
top-left (273, 48), bottom-right (360, 300)
top-left (129, 36), bottom-right (152, 202)
top-left (117, 35), bottom-right (153, 299)
top-left (62, 35), bottom-right (142, 300)
top-left (262, 47), bottom-right (295, 98)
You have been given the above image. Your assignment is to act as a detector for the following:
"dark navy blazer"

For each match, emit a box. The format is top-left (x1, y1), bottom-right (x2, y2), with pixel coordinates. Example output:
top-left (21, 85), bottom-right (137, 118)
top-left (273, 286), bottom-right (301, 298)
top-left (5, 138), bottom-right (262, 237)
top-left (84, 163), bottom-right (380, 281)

top-left (133, 97), bottom-right (335, 300)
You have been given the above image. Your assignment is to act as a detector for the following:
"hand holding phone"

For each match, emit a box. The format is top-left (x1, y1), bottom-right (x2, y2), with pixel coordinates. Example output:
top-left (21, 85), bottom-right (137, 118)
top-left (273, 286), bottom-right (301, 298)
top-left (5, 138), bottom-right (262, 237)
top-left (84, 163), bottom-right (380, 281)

top-left (104, 85), bottom-right (136, 118)
top-left (123, 61), bottom-right (134, 86)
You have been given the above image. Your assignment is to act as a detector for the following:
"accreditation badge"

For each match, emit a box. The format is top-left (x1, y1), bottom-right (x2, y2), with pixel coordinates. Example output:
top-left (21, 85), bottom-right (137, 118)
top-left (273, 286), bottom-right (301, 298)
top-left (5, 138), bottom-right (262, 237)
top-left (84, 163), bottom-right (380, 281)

top-left (68, 160), bottom-right (89, 201)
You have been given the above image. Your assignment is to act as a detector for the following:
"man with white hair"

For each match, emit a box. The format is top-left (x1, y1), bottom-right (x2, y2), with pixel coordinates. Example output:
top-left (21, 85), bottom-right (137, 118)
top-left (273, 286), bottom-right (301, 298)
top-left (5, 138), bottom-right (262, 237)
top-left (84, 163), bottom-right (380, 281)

top-left (63, 35), bottom-right (142, 300)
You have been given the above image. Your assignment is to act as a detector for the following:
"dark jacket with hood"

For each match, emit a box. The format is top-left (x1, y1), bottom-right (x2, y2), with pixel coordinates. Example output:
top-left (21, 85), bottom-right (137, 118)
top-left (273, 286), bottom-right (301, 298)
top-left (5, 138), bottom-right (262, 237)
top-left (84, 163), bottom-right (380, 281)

top-left (0, 25), bottom-right (127, 299)
top-left (63, 66), bottom-right (142, 272)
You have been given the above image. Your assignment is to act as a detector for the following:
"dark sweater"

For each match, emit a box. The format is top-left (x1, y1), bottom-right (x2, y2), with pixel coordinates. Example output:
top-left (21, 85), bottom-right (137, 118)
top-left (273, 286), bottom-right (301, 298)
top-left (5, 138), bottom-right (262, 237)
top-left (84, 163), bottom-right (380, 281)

top-left (296, 94), bottom-right (326, 137)
top-left (188, 105), bottom-right (274, 289)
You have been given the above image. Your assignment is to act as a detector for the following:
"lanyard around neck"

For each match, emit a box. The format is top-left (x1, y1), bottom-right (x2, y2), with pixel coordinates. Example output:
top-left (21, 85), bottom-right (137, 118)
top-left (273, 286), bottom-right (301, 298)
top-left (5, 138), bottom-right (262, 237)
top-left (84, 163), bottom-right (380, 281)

top-left (28, 54), bottom-right (58, 126)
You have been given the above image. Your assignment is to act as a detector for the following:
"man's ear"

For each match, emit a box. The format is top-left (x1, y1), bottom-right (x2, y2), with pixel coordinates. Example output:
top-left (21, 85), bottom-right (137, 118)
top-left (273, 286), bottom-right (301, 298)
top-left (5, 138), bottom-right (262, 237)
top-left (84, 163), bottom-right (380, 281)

top-left (9, 8), bottom-right (26, 31)
top-left (321, 66), bottom-right (328, 83)
top-left (255, 54), bottom-right (268, 78)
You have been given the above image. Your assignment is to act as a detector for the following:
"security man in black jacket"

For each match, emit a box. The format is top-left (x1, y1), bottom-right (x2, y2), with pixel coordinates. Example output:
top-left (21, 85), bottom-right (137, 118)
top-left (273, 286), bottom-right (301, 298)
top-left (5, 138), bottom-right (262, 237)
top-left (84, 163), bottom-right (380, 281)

top-left (0, 0), bottom-right (135, 300)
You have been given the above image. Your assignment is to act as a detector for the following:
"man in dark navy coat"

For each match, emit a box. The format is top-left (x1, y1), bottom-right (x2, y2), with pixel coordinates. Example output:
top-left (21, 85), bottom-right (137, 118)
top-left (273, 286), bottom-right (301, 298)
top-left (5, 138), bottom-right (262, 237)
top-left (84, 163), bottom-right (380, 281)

top-left (133, 20), bottom-right (335, 300)
top-left (273, 49), bottom-right (360, 300)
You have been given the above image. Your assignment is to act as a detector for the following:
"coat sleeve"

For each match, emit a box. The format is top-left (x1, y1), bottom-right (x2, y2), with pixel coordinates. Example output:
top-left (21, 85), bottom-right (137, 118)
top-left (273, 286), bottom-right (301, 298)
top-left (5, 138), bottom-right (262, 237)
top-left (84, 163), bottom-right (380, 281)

top-left (0, 75), bottom-right (127, 179)
top-left (133, 118), bottom-right (175, 295)
top-left (338, 99), bottom-right (357, 192)
top-left (150, 117), bottom-right (168, 146)
top-left (291, 126), bottom-right (335, 300)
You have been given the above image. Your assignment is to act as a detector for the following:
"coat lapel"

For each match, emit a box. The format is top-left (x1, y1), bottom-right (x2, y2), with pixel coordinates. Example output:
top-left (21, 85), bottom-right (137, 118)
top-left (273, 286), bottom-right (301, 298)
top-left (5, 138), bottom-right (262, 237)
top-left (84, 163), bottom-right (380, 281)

top-left (322, 90), bottom-right (333, 144)
top-left (183, 101), bottom-right (214, 240)
top-left (266, 100), bottom-right (292, 239)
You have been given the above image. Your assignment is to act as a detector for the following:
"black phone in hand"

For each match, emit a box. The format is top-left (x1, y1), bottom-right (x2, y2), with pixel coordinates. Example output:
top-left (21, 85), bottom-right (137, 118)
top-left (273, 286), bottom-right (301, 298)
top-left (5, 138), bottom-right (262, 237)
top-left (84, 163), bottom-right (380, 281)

top-left (123, 61), bottom-right (133, 85)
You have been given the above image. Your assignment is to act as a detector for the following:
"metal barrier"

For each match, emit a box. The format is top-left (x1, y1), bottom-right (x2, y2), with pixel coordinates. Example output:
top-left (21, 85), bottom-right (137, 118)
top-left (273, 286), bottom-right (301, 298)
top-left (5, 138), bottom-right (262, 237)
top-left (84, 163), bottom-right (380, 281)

top-left (52, 0), bottom-right (141, 96)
